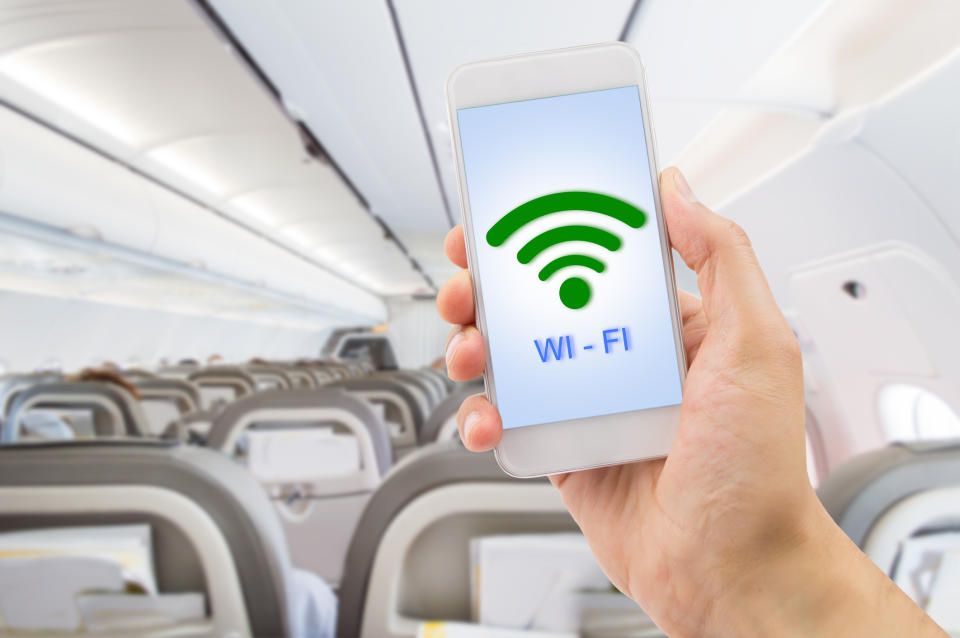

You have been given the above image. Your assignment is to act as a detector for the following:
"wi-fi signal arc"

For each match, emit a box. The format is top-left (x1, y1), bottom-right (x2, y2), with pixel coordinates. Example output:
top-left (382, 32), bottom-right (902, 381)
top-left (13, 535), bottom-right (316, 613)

top-left (538, 254), bottom-right (605, 281)
top-left (485, 191), bottom-right (647, 310)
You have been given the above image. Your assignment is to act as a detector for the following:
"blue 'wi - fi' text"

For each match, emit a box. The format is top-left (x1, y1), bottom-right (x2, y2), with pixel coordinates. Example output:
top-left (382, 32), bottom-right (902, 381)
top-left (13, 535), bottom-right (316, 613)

top-left (534, 327), bottom-right (631, 363)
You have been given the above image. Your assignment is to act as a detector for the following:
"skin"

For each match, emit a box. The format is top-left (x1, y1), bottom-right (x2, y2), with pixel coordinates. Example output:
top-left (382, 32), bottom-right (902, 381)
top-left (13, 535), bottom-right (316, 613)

top-left (437, 167), bottom-right (947, 637)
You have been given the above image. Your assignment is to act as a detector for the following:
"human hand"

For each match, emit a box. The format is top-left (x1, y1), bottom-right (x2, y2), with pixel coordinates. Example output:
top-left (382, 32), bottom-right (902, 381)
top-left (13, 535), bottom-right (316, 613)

top-left (437, 167), bottom-right (945, 636)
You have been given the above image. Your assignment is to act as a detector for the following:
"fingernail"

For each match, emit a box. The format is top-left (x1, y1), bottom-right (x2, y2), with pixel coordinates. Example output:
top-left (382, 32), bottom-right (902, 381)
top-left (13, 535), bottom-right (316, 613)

top-left (445, 331), bottom-right (465, 367)
top-left (462, 411), bottom-right (481, 443)
top-left (674, 170), bottom-right (698, 203)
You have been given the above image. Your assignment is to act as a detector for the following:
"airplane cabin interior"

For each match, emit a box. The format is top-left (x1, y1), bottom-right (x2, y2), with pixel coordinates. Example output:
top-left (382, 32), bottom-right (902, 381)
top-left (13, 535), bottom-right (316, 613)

top-left (0, 1), bottom-right (957, 636)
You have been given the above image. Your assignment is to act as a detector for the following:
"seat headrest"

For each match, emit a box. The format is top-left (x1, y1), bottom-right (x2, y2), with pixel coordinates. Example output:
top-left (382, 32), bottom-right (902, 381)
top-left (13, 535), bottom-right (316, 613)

top-left (206, 388), bottom-right (393, 474)
top-left (337, 441), bottom-right (539, 637)
top-left (244, 365), bottom-right (295, 390)
top-left (3, 381), bottom-right (149, 441)
top-left (818, 440), bottom-right (960, 546)
top-left (327, 378), bottom-right (426, 430)
top-left (187, 366), bottom-right (257, 392)
top-left (418, 384), bottom-right (482, 445)
top-left (0, 439), bottom-right (292, 637)
top-left (134, 378), bottom-right (202, 413)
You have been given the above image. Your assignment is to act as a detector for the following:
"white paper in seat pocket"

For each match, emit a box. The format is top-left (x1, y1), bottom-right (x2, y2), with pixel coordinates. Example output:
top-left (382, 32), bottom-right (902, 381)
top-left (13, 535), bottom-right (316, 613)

top-left (246, 429), bottom-right (360, 483)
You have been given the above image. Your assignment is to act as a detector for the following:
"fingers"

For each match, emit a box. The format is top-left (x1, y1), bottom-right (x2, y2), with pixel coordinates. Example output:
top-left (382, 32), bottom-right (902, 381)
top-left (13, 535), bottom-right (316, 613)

top-left (677, 289), bottom-right (708, 363)
top-left (660, 167), bottom-right (781, 332)
top-left (436, 269), bottom-right (475, 325)
top-left (444, 225), bottom-right (468, 269)
top-left (457, 393), bottom-right (503, 451)
top-left (677, 289), bottom-right (702, 323)
top-left (445, 325), bottom-right (485, 381)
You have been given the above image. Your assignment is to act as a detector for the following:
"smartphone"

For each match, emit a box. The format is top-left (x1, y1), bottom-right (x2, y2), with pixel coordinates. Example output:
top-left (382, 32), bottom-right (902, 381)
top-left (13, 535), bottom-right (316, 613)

top-left (446, 43), bottom-right (686, 477)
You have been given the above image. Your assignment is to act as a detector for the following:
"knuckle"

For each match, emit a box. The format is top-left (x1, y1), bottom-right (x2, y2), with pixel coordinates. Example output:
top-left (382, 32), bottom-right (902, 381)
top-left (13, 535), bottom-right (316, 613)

top-left (720, 218), bottom-right (752, 250)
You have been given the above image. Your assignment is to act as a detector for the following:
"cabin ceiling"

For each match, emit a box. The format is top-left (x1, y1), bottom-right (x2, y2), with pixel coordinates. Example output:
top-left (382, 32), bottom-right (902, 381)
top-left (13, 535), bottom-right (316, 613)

top-left (0, 0), bottom-right (957, 323)
top-left (0, 0), bottom-right (430, 313)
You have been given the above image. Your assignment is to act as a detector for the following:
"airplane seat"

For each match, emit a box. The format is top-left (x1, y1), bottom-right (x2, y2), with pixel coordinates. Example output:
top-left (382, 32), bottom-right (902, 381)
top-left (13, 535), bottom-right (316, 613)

top-left (326, 378), bottom-right (425, 454)
top-left (245, 364), bottom-right (295, 391)
top-left (819, 440), bottom-right (960, 628)
top-left (271, 363), bottom-right (317, 389)
top-left (418, 382), bottom-right (484, 445)
top-left (337, 440), bottom-right (579, 638)
top-left (162, 407), bottom-right (224, 444)
top-left (0, 372), bottom-right (64, 419)
top-left (132, 378), bottom-right (202, 437)
top-left (120, 368), bottom-right (157, 382)
top-left (205, 388), bottom-right (392, 584)
top-left (3, 381), bottom-right (149, 442)
top-left (0, 439), bottom-right (335, 637)
top-left (378, 370), bottom-right (440, 412)
top-left (187, 366), bottom-right (257, 409)
top-left (157, 364), bottom-right (203, 380)
top-left (421, 367), bottom-right (454, 394)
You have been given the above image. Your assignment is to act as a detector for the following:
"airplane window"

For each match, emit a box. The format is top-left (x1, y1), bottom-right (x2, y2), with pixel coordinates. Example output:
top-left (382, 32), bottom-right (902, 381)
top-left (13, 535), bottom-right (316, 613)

top-left (878, 384), bottom-right (960, 442)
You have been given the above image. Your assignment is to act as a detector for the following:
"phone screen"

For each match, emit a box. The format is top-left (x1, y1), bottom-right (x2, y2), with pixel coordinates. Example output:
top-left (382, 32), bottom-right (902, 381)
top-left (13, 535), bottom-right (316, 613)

top-left (456, 85), bottom-right (683, 430)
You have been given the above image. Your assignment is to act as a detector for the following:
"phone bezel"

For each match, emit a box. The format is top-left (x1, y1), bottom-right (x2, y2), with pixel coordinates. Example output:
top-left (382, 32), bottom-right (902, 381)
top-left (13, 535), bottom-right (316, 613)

top-left (446, 42), bottom-right (687, 478)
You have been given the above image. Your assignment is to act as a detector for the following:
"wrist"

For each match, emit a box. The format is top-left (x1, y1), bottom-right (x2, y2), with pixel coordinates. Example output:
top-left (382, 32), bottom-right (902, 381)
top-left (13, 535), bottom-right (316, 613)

top-left (704, 496), bottom-right (946, 638)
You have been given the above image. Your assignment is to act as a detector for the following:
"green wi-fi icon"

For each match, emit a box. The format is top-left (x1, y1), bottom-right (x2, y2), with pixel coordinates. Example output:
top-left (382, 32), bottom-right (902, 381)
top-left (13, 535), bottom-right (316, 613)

top-left (486, 191), bottom-right (647, 310)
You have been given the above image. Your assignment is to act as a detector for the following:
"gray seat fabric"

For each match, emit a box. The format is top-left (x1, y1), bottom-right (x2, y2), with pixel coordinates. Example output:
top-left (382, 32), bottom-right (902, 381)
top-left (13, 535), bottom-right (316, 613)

top-left (161, 407), bottom-right (222, 444)
top-left (3, 382), bottom-right (149, 442)
top-left (245, 364), bottom-right (295, 390)
top-left (121, 368), bottom-right (157, 381)
top-left (206, 388), bottom-right (393, 475)
top-left (327, 378), bottom-right (426, 440)
top-left (0, 440), bottom-right (293, 637)
top-left (337, 441), bottom-right (550, 637)
top-left (418, 384), bottom-right (482, 445)
top-left (376, 371), bottom-right (440, 409)
top-left (187, 366), bottom-right (257, 397)
top-left (134, 378), bottom-right (202, 414)
top-left (818, 440), bottom-right (960, 547)
top-left (0, 372), bottom-right (64, 416)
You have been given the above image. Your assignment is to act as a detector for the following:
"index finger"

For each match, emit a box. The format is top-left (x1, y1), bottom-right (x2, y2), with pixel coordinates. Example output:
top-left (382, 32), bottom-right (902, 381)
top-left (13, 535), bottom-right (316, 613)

top-left (444, 225), bottom-right (468, 269)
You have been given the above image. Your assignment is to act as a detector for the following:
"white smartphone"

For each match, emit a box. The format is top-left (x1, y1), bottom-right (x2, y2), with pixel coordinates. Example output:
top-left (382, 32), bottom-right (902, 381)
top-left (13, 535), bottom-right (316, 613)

top-left (446, 43), bottom-right (686, 477)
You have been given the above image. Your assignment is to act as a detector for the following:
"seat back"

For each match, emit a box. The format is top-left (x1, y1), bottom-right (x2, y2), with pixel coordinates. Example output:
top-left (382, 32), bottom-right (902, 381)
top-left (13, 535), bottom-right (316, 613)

top-left (134, 378), bottom-right (202, 436)
top-left (327, 378), bottom-right (425, 451)
top-left (337, 441), bottom-right (577, 638)
top-left (245, 364), bottom-right (294, 391)
top-left (188, 366), bottom-right (256, 408)
top-left (820, 440), bottom-right (960, 551)
top-left (205, 388), bottom-right (392, 584)
top-left (271, 364), bottom-right (316, 389)
top-left (0, 440), bottom-right (294, 637)
top-left (819, 440), bottom-right (960, 624)
top-left (379, 371), bottom-right (441, 411)
top-left (206, 388), bottom-right (392, 481)
top-left (0, 372), bottom-right (63, 416)
top-left (418, 384), bottom-right (481, 445)
top-left (3, 382), bottom-right (149, 442)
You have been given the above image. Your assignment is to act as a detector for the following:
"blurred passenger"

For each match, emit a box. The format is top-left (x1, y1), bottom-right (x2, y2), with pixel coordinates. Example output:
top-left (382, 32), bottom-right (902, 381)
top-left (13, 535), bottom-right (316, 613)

top-left (207, 353), bottom-right (224, 365)
top-left (68, 367), bottom-right (141, 400)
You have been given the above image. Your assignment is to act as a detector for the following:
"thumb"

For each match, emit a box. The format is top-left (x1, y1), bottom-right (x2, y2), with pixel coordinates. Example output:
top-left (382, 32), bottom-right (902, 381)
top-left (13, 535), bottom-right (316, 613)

top-left (659, 167), bottom-right (780, 331)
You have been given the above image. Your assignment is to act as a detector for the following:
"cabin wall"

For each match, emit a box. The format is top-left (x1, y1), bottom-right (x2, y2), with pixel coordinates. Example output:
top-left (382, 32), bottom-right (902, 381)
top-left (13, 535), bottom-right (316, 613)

top-left (387, 297), bottom-right (449, 369)
top-left (0, 289), bottom-right (331, 372)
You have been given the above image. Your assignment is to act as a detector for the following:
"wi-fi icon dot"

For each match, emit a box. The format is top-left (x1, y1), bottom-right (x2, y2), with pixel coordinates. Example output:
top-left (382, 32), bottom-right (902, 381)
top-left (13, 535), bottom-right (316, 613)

top-left (486, 191), bottom-right (647, 309)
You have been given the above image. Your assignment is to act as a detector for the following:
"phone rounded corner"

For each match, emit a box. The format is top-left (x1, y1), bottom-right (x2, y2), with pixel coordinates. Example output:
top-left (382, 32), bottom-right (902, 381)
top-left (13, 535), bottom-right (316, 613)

top-left (493, 445), bottom-right (534, 479)
top-left (603, 41), bottom-right (645, 69)
top-left (445, 61), bottom-right (474, 105)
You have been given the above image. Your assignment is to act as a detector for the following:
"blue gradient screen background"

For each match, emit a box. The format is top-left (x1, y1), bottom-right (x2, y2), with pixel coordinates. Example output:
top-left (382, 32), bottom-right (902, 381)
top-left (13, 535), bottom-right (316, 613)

top-left (457, 86), bottom-right (683, 430)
